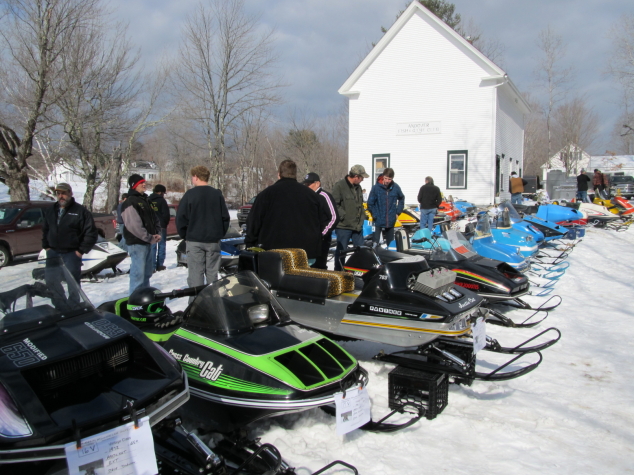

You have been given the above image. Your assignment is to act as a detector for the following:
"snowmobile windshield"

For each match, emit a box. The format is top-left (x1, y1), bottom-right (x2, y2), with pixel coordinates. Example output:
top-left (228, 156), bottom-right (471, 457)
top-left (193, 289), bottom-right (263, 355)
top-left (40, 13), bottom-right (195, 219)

top-left (0, 257), bottom-right (93, 333)
top-left (186, 271), bottom-right (290, 335)
top-left (495, 207), bottom-right (512, 228)
top-left (498, 201), bottom-right (523, 224)
top-left (431, 230), bottom-right (479, 262)
top-left (474, 214), bottom-right (492, 239)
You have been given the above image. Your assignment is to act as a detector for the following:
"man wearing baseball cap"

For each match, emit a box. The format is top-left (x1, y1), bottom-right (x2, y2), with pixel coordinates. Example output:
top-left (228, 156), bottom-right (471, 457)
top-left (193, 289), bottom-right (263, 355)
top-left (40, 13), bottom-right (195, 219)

top-left (331, 164), bottom-right (369, 271)
top-left (303, 172), bottom-right (339, 269)
top-left (121, 174), bottom-right (162, 294)
top-left (42, 182), bottom-right (98, 301)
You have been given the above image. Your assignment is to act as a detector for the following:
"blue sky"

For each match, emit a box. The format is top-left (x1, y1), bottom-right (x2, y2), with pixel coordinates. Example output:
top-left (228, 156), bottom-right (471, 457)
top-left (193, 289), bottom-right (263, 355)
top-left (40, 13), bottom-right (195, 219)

top-left (112, 0), bottom-right (632, 153)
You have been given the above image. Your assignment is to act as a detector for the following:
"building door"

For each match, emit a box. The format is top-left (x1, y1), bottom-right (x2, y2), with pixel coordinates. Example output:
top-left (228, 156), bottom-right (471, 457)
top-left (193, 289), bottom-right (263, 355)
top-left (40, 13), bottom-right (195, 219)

top-left (372, 154), bottom-right (390, 184)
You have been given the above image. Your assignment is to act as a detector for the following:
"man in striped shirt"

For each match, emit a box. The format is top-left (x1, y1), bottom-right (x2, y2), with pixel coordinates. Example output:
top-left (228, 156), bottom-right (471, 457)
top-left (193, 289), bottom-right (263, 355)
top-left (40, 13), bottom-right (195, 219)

top-left (303, 172), bottom-right (339, 269)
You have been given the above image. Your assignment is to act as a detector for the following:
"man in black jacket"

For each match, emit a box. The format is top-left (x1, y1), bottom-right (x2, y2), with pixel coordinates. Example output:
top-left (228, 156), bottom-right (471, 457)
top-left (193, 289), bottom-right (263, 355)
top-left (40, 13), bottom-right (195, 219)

top-left (576, 169), bottom-right (591, 203)
top-left (417, 176), bottom-right (442, 231)
top-left (303, 172), bottom-right (339, 269)
top-left (42, 183), bottom-right (98, 304)
top-left (122, 174), bottom-right (162, 294)
top-left (149, 184), bottom-right (170, 271)
top-left (246, 160), bottom-right (328, 263)
top-left (177, 166), bottom-right (230, 297)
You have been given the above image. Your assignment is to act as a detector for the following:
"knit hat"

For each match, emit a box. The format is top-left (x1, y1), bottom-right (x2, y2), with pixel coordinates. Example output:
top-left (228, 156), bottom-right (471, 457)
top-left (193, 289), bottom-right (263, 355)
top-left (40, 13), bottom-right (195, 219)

top-left (153, 184), bottom-right (166, 193)
top-left (128, 174), bottom-right (145, 189)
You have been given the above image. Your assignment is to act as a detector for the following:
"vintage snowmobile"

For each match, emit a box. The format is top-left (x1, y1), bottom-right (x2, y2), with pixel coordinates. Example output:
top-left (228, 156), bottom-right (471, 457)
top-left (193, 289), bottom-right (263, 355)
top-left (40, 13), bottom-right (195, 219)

top-left (98, 271), bottom-right (371, 432)
top-left (36, 238), bottom-right (128, 280)
top-left (468, 214), bottom-right (531, 272)
top-left (239, 248), bottom-right (554, 385)
top-left (488, 207), bottom-right (540, 257)
top-left (0, 258), bottom-right (216, 473)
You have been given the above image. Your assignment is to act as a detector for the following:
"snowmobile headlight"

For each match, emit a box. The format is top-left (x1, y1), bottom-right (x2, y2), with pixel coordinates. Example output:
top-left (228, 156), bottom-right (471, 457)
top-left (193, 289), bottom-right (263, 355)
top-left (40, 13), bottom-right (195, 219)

top-left (95, 242), bottom-right (111, 252)
top-left (248, 304), bottom-right (269, 324)
top-left (526, 235), bottom-right (533, 242)
top-left (0, 383), bottom-right (32, 438)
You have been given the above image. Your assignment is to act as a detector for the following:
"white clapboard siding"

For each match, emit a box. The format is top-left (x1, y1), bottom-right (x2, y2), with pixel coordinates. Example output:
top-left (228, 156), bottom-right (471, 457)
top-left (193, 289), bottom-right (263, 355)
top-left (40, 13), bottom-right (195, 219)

top-left (340, 1), bottom-right (529, 206)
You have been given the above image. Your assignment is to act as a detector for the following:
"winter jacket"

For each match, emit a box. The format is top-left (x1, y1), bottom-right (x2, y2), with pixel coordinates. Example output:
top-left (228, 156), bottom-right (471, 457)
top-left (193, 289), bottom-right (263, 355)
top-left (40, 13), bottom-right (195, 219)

top-left (245, 177), bottom-right (329, 259)
top-left (317, 187), bottom-right (339, 234)
top-left (148, 193), bottom-right (171, 229)
top-left (592, 172), bottom-right (603, 186)
top-left (121, 189), bottom-right (160, 246)
top-left (602, 174), bottom-right (610, 187)
top-left (509, 177), bottom-right (527, 194)
top-left (42, 198), bottom-right (98, 254)
top-left (417, 183), bottom-right (442, 209)
top-left (331, 176), bottom-right (364, 232)
top-left (577, 173), bottom-right (591, 192)
top-left (367, 181), bottom-right (405, 228)
top-left (176, 185), bottom-right (230, 243)
top-left (116, 201), bottom-right (125, 224)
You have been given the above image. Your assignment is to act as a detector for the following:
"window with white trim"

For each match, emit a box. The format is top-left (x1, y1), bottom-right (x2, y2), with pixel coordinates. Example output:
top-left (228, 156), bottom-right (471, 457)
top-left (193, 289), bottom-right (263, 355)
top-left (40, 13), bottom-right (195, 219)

top-left (447, 151), bottom-right (468, 189)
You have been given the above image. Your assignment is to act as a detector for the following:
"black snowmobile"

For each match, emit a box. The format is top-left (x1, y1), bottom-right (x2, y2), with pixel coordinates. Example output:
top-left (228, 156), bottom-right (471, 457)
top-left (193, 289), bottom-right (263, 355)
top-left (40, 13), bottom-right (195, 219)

top-left (97, 271), bottom-right (377, 430)
top-left (378, 228), bottom-right (563, 327)
top-left (0, 259), bottom-right (357, 475)
top-left (238, 248), bottom-right (555, 386)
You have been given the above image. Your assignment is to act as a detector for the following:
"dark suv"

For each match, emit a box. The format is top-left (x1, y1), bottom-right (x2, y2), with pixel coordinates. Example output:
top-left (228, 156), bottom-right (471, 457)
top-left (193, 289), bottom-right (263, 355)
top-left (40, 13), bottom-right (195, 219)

top-left (609, 175), bottom-right (634, 199)
top-left (237, 197), bottom-right (256, 226)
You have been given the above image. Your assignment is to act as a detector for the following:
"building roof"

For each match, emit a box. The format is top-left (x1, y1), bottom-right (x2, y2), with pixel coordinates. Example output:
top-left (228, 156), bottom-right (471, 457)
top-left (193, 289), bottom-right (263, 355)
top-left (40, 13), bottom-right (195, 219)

top-left (338, 0), bottom-right (530, 114)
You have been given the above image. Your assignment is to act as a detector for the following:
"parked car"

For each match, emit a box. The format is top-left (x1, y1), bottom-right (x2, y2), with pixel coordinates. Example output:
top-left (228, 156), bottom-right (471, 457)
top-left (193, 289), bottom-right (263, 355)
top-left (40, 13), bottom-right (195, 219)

top-left (237, 196), bottom-right (256, 226)
top-left (609, 175), bottom-right (634, 199)
top-left (0, 201), bottom-right (116, 267)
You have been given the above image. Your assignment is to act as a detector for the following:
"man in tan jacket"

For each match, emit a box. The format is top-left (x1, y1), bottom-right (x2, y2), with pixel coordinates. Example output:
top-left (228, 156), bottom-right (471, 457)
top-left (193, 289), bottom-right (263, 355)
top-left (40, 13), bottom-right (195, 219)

top-left (509, 172), bottom-right (528, 205)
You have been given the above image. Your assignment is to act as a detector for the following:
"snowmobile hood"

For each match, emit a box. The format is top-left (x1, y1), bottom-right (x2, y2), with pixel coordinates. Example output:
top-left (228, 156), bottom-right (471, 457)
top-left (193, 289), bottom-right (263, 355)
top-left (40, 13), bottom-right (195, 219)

top-left (170, 324), bottom-right (359, 393)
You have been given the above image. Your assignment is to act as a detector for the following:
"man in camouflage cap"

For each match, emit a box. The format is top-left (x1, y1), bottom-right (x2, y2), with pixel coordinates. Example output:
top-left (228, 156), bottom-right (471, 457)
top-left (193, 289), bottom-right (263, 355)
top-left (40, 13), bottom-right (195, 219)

top-left (331, 164), bottom-right (369, 271)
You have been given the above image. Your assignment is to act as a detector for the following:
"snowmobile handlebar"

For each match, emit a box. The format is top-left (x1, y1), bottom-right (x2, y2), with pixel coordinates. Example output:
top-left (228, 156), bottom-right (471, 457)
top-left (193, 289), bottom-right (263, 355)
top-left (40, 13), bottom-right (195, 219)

top-left (155, 284), bottom-right (209, 300)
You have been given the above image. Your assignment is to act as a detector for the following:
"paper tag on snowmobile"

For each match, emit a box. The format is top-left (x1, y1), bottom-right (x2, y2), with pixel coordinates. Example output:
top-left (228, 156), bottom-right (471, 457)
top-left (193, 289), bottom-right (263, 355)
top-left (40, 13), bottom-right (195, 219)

top-left (64, 415), bottom-right (157, 475)
top-left (334, 387), bottom-right (371, 435)
top-left (472, 317), bottom-right (486, 354)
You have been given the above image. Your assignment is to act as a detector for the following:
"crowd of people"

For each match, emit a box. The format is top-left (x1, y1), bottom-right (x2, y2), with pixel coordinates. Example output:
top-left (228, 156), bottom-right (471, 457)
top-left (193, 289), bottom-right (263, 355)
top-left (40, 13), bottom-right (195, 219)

top-left (43, 161), bottom-right (445, 299)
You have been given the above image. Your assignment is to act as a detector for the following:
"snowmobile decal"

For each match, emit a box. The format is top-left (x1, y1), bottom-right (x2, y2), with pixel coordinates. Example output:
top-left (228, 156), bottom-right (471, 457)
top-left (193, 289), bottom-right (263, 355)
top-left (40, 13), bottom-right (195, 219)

top-left (344, 266), bottom-right (368, 276)
top-left (340, 318), bottom-right (470, 335)
top-left (1, 338), bottom-right (48, 366)
top-left (85, 319), bottom-right (126, 339)
top-left (453, 269), bottom-right (511, 292)
top-left (182, 363), bottom-right (292, 395)
top-left (369, 305), bottom-right (402, 316)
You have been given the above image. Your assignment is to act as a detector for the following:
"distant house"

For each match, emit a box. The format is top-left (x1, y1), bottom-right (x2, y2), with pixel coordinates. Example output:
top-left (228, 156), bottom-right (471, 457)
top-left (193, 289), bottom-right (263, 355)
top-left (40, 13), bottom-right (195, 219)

top-left (338, 0), bottom-right (530, 204)
top-left (129, 160), bottom-right (160, 181)
top-left (541, 145), bottom-right (592, 181)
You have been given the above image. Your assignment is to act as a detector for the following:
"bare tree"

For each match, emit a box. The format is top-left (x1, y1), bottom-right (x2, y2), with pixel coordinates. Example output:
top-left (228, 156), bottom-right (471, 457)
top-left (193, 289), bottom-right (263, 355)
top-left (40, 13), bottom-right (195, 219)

top-left (608, 14), bottom-right (634, 153)
top-left (522, 93), bottom-right (548, 177)
top-left (552, 96), bottom-right (599, 173)
top-left (0, 0), bottom-right (98, 201)
top-left (459, 17), bottom-right (506, 68)
top-left (53, 16), bottom-right (142, 211)
top-left (171, 0), bottom-right (284, 192)
top-left (534, 25), bottom-right (574, 167)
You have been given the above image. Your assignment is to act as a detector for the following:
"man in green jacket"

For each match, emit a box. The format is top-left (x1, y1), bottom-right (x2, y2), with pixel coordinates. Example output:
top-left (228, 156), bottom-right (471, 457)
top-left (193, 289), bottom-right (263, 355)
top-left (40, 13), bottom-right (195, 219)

top-left (332, 164), bottom-right (369, 270)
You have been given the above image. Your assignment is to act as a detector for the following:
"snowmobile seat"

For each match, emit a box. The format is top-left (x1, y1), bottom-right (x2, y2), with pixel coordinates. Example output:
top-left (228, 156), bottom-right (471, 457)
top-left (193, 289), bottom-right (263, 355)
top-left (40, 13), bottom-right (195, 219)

top-left (257, 251), bottom-right (330, 304)
top-left (269, 249), bottom-right (355, 297)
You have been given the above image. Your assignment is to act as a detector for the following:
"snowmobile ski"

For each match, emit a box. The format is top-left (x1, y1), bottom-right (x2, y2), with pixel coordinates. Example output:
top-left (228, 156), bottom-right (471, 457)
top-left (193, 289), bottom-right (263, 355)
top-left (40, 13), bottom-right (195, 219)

top-left (483, 327), bottom-right (562, 354)
top-left (497, 294), bottom-right (562, 312)
top-left (486, 307), bottom-right (548, 328)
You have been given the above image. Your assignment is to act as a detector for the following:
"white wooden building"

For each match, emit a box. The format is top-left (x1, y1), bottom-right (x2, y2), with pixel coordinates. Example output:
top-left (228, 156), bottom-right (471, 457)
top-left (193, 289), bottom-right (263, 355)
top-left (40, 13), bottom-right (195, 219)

top-left (338, 1), bottom-right (530, 205)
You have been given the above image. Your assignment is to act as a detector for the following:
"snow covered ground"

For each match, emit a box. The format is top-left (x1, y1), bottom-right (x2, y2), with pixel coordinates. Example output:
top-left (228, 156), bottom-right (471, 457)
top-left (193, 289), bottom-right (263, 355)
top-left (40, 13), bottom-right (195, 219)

top-left (4, 224), bottom-right (634, 474)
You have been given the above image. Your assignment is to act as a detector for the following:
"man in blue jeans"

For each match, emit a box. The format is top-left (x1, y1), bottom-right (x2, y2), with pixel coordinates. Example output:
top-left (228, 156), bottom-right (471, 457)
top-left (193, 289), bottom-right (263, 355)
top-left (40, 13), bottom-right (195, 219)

top-left (121, 174), bottom-right (162, 294)
top-left (331, 165), bottom-right (369, 271)
top-left (417, 176), bottom-right (442, 231)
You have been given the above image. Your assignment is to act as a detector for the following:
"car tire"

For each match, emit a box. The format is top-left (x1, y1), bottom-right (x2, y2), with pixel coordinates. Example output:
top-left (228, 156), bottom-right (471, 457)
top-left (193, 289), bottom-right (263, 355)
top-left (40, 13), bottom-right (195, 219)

top-left (0, 245), bottom-right (10, 268)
